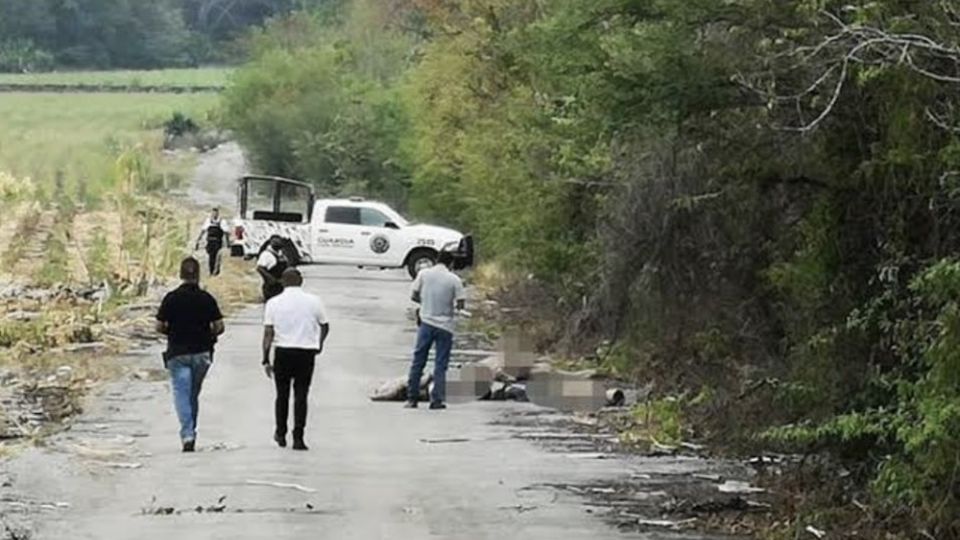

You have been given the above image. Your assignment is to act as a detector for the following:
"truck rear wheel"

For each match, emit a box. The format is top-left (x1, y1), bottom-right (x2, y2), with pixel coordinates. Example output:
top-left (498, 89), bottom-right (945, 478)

top-left (406, 250), bottom-right (436, 279)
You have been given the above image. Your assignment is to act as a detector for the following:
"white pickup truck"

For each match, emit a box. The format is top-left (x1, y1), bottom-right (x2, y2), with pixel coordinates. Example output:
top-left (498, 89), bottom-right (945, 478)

top-left (228, 175), bottom-right (474, 278)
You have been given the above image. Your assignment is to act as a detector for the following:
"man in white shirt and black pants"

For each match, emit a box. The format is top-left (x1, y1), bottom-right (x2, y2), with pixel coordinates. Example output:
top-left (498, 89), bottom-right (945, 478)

top-left (262, 268), bottom-right (330, 450)
top-left (406, 250), bottom-right (466, 410)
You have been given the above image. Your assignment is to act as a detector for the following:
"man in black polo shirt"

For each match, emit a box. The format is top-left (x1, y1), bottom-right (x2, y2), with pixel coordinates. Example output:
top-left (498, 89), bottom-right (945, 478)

top-left (156, 257), bottom-right (225, 452)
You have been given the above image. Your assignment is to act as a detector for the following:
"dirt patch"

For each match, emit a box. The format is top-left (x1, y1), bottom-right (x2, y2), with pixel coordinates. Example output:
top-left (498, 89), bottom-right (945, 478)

top-left (68, 210), bottom-right (124, 284)
top-left (0, 378), bottom-right (86, 440)
top-left (497, 407), bottom-right (774, 537)
top-left (0, 282), bottom-right (173, 443)
top-left (12, 211), bottom-right (55, 279)
top-left (186, 142), bottom-right (247, 212)
top-left (0, 203), bottom-right (31, 280)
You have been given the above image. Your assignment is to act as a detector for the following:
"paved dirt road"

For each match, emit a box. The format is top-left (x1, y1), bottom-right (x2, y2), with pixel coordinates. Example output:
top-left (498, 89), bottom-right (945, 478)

top-left (1, 145), bottom-right (742, 539)
top-left (1, 265), bottom-right (736, 539)
top-left (186, 141), bottom-right (247, 212)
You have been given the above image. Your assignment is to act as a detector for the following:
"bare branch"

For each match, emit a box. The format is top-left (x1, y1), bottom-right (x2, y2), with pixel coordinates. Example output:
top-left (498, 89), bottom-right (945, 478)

top-left (746, 7), bottom-right (960, 132)
top-left (780, 56), bottom-right (849, 133)
top-left (905, 53), bottom-right (960, 83)
top-left (925, 108), bottom-right (960, 133)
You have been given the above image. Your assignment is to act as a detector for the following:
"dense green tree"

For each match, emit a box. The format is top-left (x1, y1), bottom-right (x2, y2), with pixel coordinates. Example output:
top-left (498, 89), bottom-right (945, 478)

top-left (222, 5), bottom-right (415, 203)
top-left (0, 0), bottom-right (192, 69)
top-left (0, 0), bottom-right (347, 71)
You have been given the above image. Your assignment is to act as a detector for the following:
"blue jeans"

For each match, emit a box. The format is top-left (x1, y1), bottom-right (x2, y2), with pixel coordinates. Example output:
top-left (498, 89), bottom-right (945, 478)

top-left (408, 324), bottom-right (453, 404)
top-left (167, 352), bottom-right (211, 442)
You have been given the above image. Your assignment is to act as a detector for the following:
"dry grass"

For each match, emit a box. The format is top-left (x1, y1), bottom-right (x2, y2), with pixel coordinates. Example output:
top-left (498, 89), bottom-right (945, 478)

top-left (201, 256), bottom-right (260, 315)
top-left (469, 261), bottom-right (511, 295)
top-left (0, 201), bottom-right (36, 279)
top-left (0, 76), bottom-right (257, 448)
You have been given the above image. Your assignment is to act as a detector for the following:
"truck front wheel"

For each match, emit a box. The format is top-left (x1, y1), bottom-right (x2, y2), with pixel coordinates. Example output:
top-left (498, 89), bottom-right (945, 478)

top-left (406, 250), bottom-right (437, 279)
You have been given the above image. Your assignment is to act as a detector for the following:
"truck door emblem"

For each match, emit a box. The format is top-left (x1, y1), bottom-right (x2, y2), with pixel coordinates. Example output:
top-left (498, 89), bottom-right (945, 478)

top-left (370, 234), bottom-right (391, 254)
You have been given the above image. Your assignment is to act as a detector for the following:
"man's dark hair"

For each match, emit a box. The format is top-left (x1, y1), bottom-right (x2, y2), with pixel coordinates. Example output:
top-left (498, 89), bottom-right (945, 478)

top-left (180, 257), bottom-right (201, 281)
top-left (281, 268), bottom-right (303, 287)
top-left (437, 250), bottom-right (454, 267)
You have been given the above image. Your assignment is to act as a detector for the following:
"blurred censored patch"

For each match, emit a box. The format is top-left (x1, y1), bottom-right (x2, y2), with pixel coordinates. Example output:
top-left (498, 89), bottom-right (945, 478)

top-left (446, 363), bottom-right (495, 403)
top-left (526, 375), bottom-right (607, 411)
top-left (445, 329), bottom-right (612, 410)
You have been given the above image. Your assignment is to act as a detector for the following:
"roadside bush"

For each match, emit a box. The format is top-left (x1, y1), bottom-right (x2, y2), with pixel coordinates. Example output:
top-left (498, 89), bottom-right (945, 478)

top-left (163, 112), bottom-right (199, 138)
top-left (0, 39), bottom-right (53, 73)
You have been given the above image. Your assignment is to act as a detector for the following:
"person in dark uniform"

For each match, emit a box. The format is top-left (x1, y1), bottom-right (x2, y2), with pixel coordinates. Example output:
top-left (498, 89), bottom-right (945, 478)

top-left (194, 208), bottom-right (230, 276)
top-left (257, 238), bottom-right (288, 303)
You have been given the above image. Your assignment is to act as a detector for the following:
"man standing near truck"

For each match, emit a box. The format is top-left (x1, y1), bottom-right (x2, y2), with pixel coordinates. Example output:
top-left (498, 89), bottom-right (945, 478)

top-left (194, 207), bottom-right (230, 276)
top-left (257, 237), bottom-right (288, 303)
top-left (405, 249), bottom-right (466, 410)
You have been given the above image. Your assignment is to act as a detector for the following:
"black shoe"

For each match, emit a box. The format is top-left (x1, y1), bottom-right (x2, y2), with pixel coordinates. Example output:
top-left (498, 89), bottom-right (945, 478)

top-left (429, 402), bottom-right (447, 410)
top-left (274, 432), bottom-right (287, 448)
top-left (182, 440), bottom-right (196, 452)
top-left (292, 438), bottom-right (308, 451)
top-left (403, 400), bottom-right (418, 409)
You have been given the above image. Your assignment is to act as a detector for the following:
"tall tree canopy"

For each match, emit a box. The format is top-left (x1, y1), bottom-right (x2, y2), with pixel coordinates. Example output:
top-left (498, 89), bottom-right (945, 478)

top-left (0, 0), bottom-right (344, 70)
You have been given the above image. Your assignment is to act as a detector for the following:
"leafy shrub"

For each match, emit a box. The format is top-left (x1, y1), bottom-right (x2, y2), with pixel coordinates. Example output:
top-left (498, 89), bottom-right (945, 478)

top-left (163, 112), bottom-right (200, 138)
top-left (0, 39), bottom-right (54, 73)
top-left (0, 172), bottom-right (36, 200)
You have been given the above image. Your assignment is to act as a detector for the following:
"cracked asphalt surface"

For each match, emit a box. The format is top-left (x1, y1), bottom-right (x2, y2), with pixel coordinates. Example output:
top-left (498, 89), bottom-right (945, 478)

top-left (0, 265), bottom-right (739, 539)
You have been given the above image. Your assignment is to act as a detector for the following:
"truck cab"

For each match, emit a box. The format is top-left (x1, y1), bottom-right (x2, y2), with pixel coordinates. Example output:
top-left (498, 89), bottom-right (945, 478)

top-left (229, 175), bottom-right (473, 278)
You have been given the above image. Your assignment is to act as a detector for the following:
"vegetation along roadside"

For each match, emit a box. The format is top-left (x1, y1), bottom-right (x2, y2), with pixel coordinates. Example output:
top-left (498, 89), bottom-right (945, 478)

top-left (221, 2), bottom-right (960, 537)
top-left (0, 74), bottom-right (257, 455)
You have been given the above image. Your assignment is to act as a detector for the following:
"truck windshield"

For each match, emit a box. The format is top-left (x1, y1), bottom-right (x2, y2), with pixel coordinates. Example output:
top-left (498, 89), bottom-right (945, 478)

top-left (243, 178), bottom-right (312, 222)
top-left (278, 182), bottom-right (311, 222)
top-left (246, 179), bottom-right (274, 218)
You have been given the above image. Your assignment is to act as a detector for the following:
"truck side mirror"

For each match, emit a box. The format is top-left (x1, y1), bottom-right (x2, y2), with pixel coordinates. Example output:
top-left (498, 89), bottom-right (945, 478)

top-left (384, 221), bottom-right (400, 230)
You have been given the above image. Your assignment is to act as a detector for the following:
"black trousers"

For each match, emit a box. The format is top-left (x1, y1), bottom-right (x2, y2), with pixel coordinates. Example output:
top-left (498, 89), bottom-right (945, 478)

top-left (206, 244), bottom-right (222, 275)
top-left (274, 348), bottom-right (317, 439)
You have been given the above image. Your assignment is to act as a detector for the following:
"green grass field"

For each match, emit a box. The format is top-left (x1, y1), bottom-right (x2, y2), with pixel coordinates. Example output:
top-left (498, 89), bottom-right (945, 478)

top-left (0, 92), bottom-right (218, 200)
top-left (0, 68), bottom-right (233, 88)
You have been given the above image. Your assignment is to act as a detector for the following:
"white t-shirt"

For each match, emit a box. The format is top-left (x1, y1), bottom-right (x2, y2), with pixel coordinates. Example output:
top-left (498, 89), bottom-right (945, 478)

top-left (201, 218), bottom-right (229, 232)
top-left (257, 250), bottom-right (279, 270)
top-left (412, 265), bottom-right (465, 334)
top-left (264, 287), bottom-right (329, 350)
